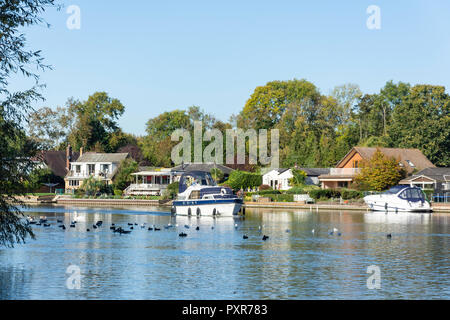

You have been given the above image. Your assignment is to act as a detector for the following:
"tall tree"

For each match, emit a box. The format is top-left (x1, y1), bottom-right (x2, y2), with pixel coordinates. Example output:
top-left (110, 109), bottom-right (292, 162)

top-left (388, 84), bottom-right (450, 166)
top-left (66, 92), bottom-right (126, 152)
top-left (0, 0), bottom-right (56, 247)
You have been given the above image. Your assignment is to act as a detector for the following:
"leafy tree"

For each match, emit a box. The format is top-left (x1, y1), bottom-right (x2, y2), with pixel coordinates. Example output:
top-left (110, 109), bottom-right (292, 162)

top-left (112, 158), bottom-right (139, 191)
top-left (224, 170), bottom-right (262, 190)
top-left (162, 181), bottom-right (179, 200)
top-left (27, 106), bottom-right (68, 149)
top-left (289, 169), bottom-right (307, 187)
top-left (0, 0), bottom-right (56, 247)
top-left (66, 92), bottom-right (126, 152)
top-left (354, 149), bottom-right (406, 191)
top-left (210, 168), bottom-right (224, 182)
top-left (80, 176), bottom-right (106, 196)
top-left (388, 84), bottom-right (450, 166)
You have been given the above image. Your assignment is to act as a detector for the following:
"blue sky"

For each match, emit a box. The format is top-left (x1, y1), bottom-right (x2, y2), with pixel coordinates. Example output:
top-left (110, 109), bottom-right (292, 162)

top-left (12, 0), bottom-right (450, 135)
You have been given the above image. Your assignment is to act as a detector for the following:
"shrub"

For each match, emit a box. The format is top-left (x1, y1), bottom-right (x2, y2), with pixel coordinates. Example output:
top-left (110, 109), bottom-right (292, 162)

top-left (259, 184), bottom-right (272, 191)
top-left (162, 181), bottom-right (179, 200)
top-left (309, 189), bottom-right (341, 200)
top-left (267, 194), bottom-right (294, 202)
top-left (285, 186), bottom-right (305, 194)
top-left (223, 170), bottom-right (262, 190)
top-left (341, 189), bottom-right (363, 200)
top-left (114, 189), bottom-right (123, 196)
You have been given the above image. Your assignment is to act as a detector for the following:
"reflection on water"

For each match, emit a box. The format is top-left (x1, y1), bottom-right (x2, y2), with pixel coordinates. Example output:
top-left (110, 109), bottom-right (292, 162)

top-left (0, 205), bottom-right (449, 299)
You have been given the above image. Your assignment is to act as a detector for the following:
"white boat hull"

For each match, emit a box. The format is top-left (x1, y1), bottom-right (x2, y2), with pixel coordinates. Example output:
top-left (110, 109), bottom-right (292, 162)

top-left (364, 195), bottom-right (432, 212)
top-left (172, 199), bottom-right (243, 217)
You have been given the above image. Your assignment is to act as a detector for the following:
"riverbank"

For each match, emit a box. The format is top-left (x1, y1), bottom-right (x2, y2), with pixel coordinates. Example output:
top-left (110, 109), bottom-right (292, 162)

top-left (14, 195), bottom-right (450, 212)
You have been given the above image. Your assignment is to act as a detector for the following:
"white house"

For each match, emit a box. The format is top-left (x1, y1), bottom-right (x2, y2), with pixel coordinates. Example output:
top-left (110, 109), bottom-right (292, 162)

top-left (262, 168), bottom-right (330, 190)
top-left (262, 169), bottom-right (293, 190)
top-left (124, 167), bottom-right (175, 196)
top-left (65, 152), bottom-right (129, 191)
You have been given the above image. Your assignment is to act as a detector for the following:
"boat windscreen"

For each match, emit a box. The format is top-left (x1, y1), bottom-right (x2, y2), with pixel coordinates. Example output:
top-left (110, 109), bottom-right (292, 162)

top-left (383, 185), bottom-right (408, 195)
top-left (178, 171), bottom-right (216, 193)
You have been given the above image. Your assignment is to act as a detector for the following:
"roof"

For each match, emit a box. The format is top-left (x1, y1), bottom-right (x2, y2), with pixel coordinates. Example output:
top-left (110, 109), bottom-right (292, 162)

top-left (400, 167), bottom-right (450, 183)
top-left (299, 168), bottom-right (330, 176)
top-left (337, 147), bottom-right (435, 173)
top-left (73, 153), bottom-right (129, 163)
top-left (171, 163), bottom-right (234, 175)
top-left (34, 150), bottom-right (80, 178)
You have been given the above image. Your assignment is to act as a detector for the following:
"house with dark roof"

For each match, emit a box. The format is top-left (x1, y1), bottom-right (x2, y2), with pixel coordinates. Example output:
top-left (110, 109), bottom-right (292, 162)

top-left (64, 150), bottom-right (129, 192)
top-left (263, 168), bottom-right (330, 190)
top-left (318, 147), bottom-right (435, 189)
top-left (399, 167), bottom-right (450, 194)
top-left (171, 163), bottom-right (234, 177)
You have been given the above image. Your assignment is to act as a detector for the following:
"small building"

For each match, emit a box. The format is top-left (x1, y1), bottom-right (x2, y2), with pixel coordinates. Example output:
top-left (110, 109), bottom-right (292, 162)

top-left (262, 168), bottom-right (330, 190)
top-left (318, 147), bottom-right (435, 189)
top-left (125, 167), bottom-right (175, 196)
top-left (399, 167), bottom-right (450, 194)
top-left (65, 151), bottom-right (129, 192)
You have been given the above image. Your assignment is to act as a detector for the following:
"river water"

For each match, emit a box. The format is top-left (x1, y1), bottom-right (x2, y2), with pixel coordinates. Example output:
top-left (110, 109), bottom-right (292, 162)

top-left (0, 205), bottom-right (448, 299)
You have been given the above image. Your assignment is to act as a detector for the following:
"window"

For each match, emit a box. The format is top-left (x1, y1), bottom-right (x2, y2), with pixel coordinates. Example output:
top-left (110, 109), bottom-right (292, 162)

top-left (353, 160), bottom-right (359, 168)
top-left (87, 164), bottom-right (95, 175)
top-left (405, 160), bottom-right (415, 168)
top-left (75, 165), bottom-right (81, 173)
top-left (69, 180), bottom-right (79, 187)
top-left (189, 190), bottom-right (201, 199)
top-left (338, 181), bottom-right (349, 188)
top-left (101, 164), bottom-right (109, 173)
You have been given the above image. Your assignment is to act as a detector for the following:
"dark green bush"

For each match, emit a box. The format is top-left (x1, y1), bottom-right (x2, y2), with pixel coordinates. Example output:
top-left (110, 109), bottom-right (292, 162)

top-left (341, 189), bottom-right (363, 200)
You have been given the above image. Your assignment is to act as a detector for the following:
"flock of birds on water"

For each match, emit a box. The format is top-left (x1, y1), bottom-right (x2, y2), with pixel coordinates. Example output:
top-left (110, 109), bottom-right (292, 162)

top-left (25, 215), bottom-right (394, 240)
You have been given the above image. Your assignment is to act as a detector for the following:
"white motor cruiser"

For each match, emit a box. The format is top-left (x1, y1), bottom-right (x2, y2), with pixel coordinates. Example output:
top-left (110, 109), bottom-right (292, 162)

top-left (171, 171), bottom-right (244, 217)
top-left (364, 185), bottom-right (432, 212)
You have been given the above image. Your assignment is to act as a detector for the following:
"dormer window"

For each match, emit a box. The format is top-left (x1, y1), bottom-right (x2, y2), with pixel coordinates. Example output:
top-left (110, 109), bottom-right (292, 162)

top-left (405, 160), bottom-right (415, 167)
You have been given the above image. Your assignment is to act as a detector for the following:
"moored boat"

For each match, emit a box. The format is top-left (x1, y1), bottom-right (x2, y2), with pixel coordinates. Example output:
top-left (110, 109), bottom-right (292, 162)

top-left (364, 185), bottom-right (432, 212)
top-left (171, 171), bottom-right (243, 217)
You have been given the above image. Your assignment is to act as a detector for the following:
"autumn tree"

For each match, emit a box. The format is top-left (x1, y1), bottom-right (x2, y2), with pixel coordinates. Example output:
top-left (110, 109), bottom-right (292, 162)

top-left (354, 149), bottom-right (406, 191)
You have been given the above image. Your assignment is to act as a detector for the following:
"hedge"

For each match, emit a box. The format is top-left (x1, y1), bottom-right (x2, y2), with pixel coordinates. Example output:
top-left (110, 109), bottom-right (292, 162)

top-left (308, 189), bottom-right (363, 200)
top-left (224, 170), bottom-right (262, 190)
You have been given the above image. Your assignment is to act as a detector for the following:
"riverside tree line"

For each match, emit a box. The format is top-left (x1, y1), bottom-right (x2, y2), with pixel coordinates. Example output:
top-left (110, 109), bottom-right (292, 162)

top-left (1, 0), bottom-right (449, 246)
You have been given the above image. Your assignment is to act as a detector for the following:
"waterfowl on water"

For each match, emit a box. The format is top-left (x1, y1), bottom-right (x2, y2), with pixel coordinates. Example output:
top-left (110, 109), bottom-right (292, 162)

top-left (57, 219), bottom-right (63, 223)
top-left (154, 227), bottom-right (161, 231)
top-left (262, 235), bottom-right (269, 241)
top-left (184, 225), bottom-right (190, 229)
top-left (70, 224), bottom-right (76, 228)
top-left (387, 233), bottom-right (392, 239)
top-left (86, 229), bottom-right (90, 232)
top-left (93, 225), bottom-right (97, 229)
top-left (62, 225), bottom-right (66, 230)
top-left (96, 221), bottom-right (103, 226)
top-left (43, 224), bottom-right (51, 227)
top-left (179, 232), bottom-right (187, 237)
top-left (148, 227), bottom-right (153, 231)
top-left (285, 229), bottom-right (291, 233)
top-left (195, 226), bottom-right (200, 231)
top-left (243, 235), bottom-right (248, 239)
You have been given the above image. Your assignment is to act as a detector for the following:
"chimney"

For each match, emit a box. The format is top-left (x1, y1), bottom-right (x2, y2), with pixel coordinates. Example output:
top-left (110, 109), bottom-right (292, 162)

top-left (66, 144), bottom-right (72, 171)
top-left (80, 147), bottom-right (83, 157)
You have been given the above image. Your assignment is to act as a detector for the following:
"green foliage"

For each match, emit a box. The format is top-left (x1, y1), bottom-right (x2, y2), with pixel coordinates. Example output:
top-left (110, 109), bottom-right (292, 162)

top-left (289, 169), bottom-right (307, 186)
top-left (210, 168), bottom-right (224, 182)
top-left (224, 170), bottom-right (262, 190)
top-left (27, 167), bottom-right (64, 191)
top-left (113, 189), bottom-right (123, 196)
top-left (1, 0), bottom-right (57, 247)
top-left (162, 181), bottom-right (179, 200)
top-left (80, 176), bottom-right (107, 196)
top-left (66, 92), bottom-right (126, 152)
top-left (112, 158), bottom-right (138, 191)
top-left (341, 189), bottom-right (363, 200)
top-left (309, 189), bottom-right (340, 200)
top-left (355, 149), bottom-right (406, 191)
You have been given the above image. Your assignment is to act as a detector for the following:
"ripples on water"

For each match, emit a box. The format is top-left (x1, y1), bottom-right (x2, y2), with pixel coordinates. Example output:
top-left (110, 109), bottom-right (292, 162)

top-left (0, 205), bottom-right (448, 300)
